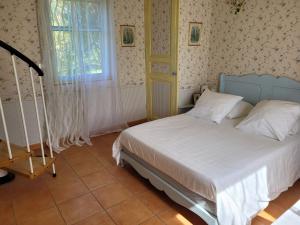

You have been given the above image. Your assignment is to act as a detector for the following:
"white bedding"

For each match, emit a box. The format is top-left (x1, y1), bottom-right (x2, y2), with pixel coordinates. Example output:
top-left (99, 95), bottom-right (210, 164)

top-left (112, 114), bottom-right (300, 225)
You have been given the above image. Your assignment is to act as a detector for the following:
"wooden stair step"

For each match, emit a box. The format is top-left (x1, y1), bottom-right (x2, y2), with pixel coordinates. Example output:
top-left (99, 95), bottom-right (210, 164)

top-left (0, 142), bottom-right (30, 168)
top-left (5, 156), bottom-right (55, 179)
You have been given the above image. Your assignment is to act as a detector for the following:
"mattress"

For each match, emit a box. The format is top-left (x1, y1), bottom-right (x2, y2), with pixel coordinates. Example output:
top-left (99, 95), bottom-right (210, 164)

top-left (113, 114), bottom-right (300, 225)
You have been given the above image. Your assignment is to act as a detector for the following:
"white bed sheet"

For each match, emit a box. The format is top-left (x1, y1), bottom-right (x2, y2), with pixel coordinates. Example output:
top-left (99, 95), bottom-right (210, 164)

top-left (112, 114), bottom-right (300, 225)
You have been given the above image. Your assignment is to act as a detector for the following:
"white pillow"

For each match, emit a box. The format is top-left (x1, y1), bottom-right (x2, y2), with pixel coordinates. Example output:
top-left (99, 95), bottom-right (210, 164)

top-left (227, 101), bottom-right (253, 119)
top-left (236, 100), bottom-right (300, 141)
top-left (187, 89), bottom-right (243, 124)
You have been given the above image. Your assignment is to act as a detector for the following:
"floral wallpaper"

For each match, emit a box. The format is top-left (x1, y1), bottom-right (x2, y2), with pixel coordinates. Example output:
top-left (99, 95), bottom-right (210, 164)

top-left (0, 0), bottom-right (42, 102)
top-left (1, 0), bottom-right (299, 102)
top-left (208, 0), bottom-right (300, 83)
top-left (178, 0), bottom-right (213, 90)
top-left (113, 0), bottom-right (146, 87)
top-left (0, 0), bottom-right (146, 102)
top-left (151, 0), bottom-right (171, 55)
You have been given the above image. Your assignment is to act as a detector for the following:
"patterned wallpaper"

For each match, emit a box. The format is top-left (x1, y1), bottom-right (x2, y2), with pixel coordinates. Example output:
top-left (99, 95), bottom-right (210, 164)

top-left (178, 0), bottom-right (213, 90)
top-left (1, 0), bottom-right (299, 101)
top-left (0, 0), bottom-right (42, 101)
top-left (208, 0), bottom-right (300, 83)
top-left (151, 0), bottom-right (171, 55)
top-left (0, 0), bottom-right (146, 102)
top-left (113, 0), bottom-right (146, 87)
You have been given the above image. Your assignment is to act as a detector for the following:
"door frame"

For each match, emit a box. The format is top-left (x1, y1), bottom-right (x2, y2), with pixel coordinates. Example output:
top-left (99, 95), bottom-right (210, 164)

top-left (144, 0), bottom-right (179, 120)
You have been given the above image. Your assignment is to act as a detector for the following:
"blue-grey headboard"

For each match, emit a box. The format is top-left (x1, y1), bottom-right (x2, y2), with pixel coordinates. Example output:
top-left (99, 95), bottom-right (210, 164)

top-left (219, 73), bottom-right (300, 105)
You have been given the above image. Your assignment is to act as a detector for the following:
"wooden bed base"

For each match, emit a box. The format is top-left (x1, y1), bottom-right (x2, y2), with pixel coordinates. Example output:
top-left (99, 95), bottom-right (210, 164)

top-left (120, 150), bottom-right (219, 225)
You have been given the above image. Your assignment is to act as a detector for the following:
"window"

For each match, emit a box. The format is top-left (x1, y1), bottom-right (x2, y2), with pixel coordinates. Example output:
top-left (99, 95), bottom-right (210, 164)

top-left (50, 0), bottom-right (106, 79)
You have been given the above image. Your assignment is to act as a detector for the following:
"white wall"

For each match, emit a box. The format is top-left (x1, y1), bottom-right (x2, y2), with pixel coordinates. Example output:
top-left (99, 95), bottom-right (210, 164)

top-left (0, 86), bottom-right (146, 146)
top-left (0, 0), bottom-right (147, 147)
top-left (178, 88), bottom-right (200, 108)
top-left (121, 85), bottom-right (147, 122)
top-left (0, 99), bottom-right (45, 146)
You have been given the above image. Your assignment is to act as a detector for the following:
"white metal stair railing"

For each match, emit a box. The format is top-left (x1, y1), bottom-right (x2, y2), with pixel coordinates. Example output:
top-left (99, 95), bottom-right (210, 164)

top-left (0, 40), bottom-right (56, 179)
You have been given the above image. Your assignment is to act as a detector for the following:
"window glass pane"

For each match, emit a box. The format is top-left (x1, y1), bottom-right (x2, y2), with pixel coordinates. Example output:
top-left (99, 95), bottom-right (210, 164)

top-left (52, 31), bottom-right (102, 77)
top-left (52, 31), bottom-right (73, 77)
top-left (50, 0), bottom-right (104, 79)
top-left (78, 1), bottom-right (103, 30)
top-left (81, 31), bottom-right (103, 75)
top-left (50, 0), bottom-right (71, 27)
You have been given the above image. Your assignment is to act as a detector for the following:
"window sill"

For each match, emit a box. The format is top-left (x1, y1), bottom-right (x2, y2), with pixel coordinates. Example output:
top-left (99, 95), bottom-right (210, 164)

top-left (56, 73), bottom-right (112, 85)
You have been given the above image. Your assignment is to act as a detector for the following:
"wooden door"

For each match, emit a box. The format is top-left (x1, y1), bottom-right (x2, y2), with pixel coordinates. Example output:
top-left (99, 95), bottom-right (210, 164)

top-left (145, 0), bottom-right (179, 119)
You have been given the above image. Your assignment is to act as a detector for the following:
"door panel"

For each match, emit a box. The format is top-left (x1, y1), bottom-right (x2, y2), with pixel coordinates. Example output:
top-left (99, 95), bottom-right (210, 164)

top-left (151, 63), bottom-right (170, 74)
top-left (151, 0), bottom-right (171, 56)
top-left (152, 80), bottom-right (171, 118)
top-left (145, 0), bottom-right (178, 120)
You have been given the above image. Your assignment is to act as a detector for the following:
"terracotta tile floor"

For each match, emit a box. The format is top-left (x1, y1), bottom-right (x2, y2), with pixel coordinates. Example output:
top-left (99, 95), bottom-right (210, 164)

top-left (0, 132), bottom-right (299, 225)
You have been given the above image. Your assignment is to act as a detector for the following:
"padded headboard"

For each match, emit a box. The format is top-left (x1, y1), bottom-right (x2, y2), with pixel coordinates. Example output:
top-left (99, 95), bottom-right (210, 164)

top-left (219, 73), bottom-right (300, 105)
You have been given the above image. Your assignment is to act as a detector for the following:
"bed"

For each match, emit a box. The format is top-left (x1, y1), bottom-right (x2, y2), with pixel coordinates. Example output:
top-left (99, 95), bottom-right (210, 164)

top-left (112, 74), bottom-right (300, 225)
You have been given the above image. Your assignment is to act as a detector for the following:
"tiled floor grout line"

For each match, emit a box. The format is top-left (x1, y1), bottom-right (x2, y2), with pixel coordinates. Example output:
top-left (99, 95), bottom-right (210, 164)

top-left (136, 215), bottom-right (167, 225)
top-left (10, 139), bottom-right (182, 225)
top-left (83, 146), bottom-right (134, 225)
top-left (156, 214), bottom-right (168, 225)
top-left (107, 166), bottom-right (177, 218)
top-left (12, 176), bottom-right (68, 225)
top-left (70, 143), bottom-right (160, 225)
top-left (126, 174), bottom-right (199, 224)
top-left (11, 201), bottom-right (19, 225)
top-left (50, 155), bottom-right (168, 225)
top-left (89, 141), bottom-right (204, 224)
top-left (80, 149), bottom-right (121, 225)
top-left (44, 179), bottom-right (68, 225)
top-left (89, 191), bottom-right (118, 225)
top-left (5, 133), bottom-right (296, 225)
top-left (57, 154), bottom-right (99, 224)
top-left (45, 172), bottom-right (90, 205)
top-left (62, 146), bottom-right (120, 225)
top-left (106, 173), bottom-right (170, 225)
top-left (76, 170), bottom-right (119, 225)
top-left (100, 159), bottom-right (175, 224)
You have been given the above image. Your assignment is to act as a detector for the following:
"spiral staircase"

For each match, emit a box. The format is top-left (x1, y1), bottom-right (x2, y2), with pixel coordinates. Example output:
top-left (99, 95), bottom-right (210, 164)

top-left (0, 40), bottom-right (56, 179)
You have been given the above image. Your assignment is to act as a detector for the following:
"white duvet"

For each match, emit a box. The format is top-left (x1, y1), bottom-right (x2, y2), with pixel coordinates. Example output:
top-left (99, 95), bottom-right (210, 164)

top-left (112, 114), bottom-right (300, 225)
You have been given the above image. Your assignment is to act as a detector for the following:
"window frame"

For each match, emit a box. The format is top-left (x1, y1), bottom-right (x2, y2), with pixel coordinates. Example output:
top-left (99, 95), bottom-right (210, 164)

top-left (50, 16), bottom-right (105, 81)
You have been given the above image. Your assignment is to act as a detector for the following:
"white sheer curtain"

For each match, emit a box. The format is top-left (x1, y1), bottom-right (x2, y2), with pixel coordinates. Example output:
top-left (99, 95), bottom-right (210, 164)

top-left (38, 0), bottom-right (126, 152)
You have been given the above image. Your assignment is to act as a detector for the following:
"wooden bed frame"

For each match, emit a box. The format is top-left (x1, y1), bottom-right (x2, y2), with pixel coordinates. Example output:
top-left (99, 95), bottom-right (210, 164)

top-left (219, 73), bottom-right (300, 104)
top-left (119, 74), bottom-right (300, 225)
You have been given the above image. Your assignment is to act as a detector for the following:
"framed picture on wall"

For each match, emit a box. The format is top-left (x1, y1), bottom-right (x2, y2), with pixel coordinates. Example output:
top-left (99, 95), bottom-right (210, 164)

top-left (188, 22), bottom-right (202, 46)
top-left (120, 25), bottom-right (135, 47)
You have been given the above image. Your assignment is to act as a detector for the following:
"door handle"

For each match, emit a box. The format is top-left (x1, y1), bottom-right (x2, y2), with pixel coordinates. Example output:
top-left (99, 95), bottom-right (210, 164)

top-left (172, 72), bottom-right (177, 76)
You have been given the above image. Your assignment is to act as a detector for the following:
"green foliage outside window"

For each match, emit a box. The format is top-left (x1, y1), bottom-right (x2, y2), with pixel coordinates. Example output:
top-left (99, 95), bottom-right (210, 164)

top-left (50, 0), bottom-right (103, 78)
